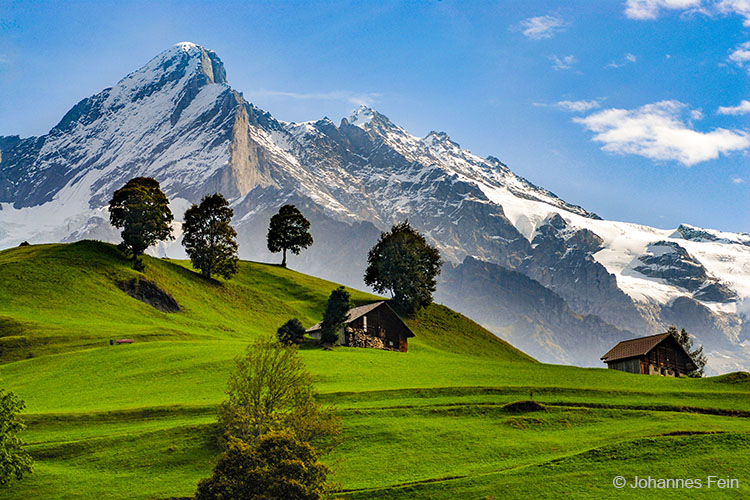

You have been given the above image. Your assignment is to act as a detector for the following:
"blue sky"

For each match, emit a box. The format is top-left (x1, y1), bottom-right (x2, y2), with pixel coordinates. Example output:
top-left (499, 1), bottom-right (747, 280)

top-left (1, 0), bottom-right (748, 231)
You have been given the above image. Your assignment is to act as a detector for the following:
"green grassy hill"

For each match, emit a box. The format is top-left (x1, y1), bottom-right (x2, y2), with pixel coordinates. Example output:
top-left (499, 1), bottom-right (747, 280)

top-left (1, 241), bottom-right (749, 499)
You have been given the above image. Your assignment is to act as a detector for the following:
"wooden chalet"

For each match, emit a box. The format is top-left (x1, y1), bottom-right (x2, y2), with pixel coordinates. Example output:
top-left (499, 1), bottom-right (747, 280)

top-left (601, 332), bottom-right (697, 377)
top-left (306, 301), bottom-right (414, 352)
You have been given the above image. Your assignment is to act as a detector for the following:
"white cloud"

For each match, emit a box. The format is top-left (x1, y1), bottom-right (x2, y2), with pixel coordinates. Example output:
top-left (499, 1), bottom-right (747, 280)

top-left (717, 0), bottom-right (750, 26)
top-left (718, 100), bottom-right (750, 114)
top-left (249, 90), bottom-right (380, 107)
top-left (556, 100), bottom-right (602, 112)
top-left (624, 0), bottom-right (702, 20)
top-left (625, 0), bottom-right (750, 24)
top-left (729, 41), bottom-right (750, 71)
top-left (573, 100), bottom-right (750, 166)
top-left (732, 176), bottom-right (746, 183)
top-left (608, 53), bottom-right (638, 68)
top-left (550, 54), bottom-right (577, 70)
top-left (520, 15), bottom-right (566, 40)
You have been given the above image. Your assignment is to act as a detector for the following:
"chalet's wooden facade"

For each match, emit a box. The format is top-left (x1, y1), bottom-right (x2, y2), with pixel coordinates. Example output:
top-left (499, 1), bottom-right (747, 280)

top-left (601, 333), bottom-right (697, 377)
top-left (306, 301), bottom-right (414, 352)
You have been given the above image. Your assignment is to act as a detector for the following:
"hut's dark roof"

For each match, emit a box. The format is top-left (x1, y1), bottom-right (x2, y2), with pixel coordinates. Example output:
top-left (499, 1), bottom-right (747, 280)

top-left (601, 332), bottom-right (696, 370)
top-left (601, 333), bottom-right (670, 362)
top-left (306, 301), bottom-right (414, 337)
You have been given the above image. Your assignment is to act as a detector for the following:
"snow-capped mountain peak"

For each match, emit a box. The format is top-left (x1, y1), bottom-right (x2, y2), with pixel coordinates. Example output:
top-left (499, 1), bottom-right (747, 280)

top-left (346, 105), bottom-right (376, 127)
top-left (104, 42), bottom-right (227, 108)
top-left (175, 41), bottom-right (199, 52)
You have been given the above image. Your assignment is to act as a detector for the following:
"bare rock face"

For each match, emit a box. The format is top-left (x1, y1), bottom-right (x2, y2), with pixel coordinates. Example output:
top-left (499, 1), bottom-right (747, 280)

top-left (522, 214), bottom-right (651, 335)
top-left (117, 277), bottom-right (180, 313)
top-left (634, 241), bottom-right (708, 291)
top-left (693, 281), bottom-right (738, 303)
top-left (661, 297), bottom-right (738, 350)
top-left (227, 104), bottom-right (280, 196)
top-left (436, 256), bottom-right (631, 365)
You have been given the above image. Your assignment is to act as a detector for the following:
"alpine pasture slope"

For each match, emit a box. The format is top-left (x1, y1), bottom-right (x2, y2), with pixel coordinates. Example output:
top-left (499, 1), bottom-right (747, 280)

top-left (1, 241), bottom-right (749, 499)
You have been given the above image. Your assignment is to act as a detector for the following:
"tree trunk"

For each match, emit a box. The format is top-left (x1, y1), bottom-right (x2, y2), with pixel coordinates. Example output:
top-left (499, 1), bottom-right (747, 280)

top-left (281, 248), bottom-right (287, 267)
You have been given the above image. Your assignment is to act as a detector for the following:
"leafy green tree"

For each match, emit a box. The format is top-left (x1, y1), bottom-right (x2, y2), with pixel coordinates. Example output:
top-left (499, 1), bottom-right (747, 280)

top-left (182, 193), bottom-right (239, 279)
top-left (218, 337), bottom-right (340, 451)
top-left (108, 177), bottom-right (174, 269)
top-left (0, 390), bottom-right (32, 486)
top-left (277, 318), bottom-right (306, 345)
top-left (320, 287), bottom-right (351, 345)
top-left (364, 221), bottom-right (442, 314)
top-left (195, 432), bottom-right (331, 500)
top-left (267, 205), bottom-right (313, 267)
top-left (667, 326), bottom-right (707, 377)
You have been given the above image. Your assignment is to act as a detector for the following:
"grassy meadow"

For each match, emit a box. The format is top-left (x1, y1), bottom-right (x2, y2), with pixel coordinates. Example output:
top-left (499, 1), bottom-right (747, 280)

top-left (1, 240), bottom-right (749, 499)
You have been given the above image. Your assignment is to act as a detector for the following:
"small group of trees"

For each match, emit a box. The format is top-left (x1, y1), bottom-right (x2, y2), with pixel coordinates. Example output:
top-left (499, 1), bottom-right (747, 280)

top-left (108, 178), bottom-right (239, 278)
top-left (196, 337), bottom-right (340, 499)
top-left (109, 177), bottom-right (239, 277)
top-left (107, 179), bottom-right (442, 318)
top-left (108, 178), bottom-right (315, 277)
top-left (276, 286), bottom-right (351, 347)
top-left (276, 220), bottom-right (442, 346)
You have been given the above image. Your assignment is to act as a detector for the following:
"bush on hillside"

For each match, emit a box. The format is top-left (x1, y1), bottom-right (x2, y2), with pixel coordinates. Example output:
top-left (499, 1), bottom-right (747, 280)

top-left (195, 432), bottom-right (331, 500)
top-left (277, 318), bottom-right (306, 345)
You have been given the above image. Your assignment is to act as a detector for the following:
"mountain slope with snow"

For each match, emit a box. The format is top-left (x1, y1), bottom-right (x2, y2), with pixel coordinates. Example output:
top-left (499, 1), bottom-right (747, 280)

top-left (1, 43), bottom-right (748, 373)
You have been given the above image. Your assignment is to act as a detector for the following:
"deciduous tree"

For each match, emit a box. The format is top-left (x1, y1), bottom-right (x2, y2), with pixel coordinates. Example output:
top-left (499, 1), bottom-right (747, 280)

top-left (217, 337), bottom-right (340, 450)
top-left (0, 390), bottom-right (32, 486)
top-left (182, 193), bottom-right (239, 279)
top-left (267, 205), bottom-right (313, 267)
top-left (108, 177), bottom-right (173, 269)
top-left (364, 221), bottom-right (441, 314)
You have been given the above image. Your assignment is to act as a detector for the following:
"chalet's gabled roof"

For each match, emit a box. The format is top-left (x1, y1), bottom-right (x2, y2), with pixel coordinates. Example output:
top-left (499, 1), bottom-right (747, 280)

top-left (601, 332), bottom-right (697, 370)
top-left (601, 333), bottom-right (670, 362)
top-left (306, 301), bottom-right (414, 337)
